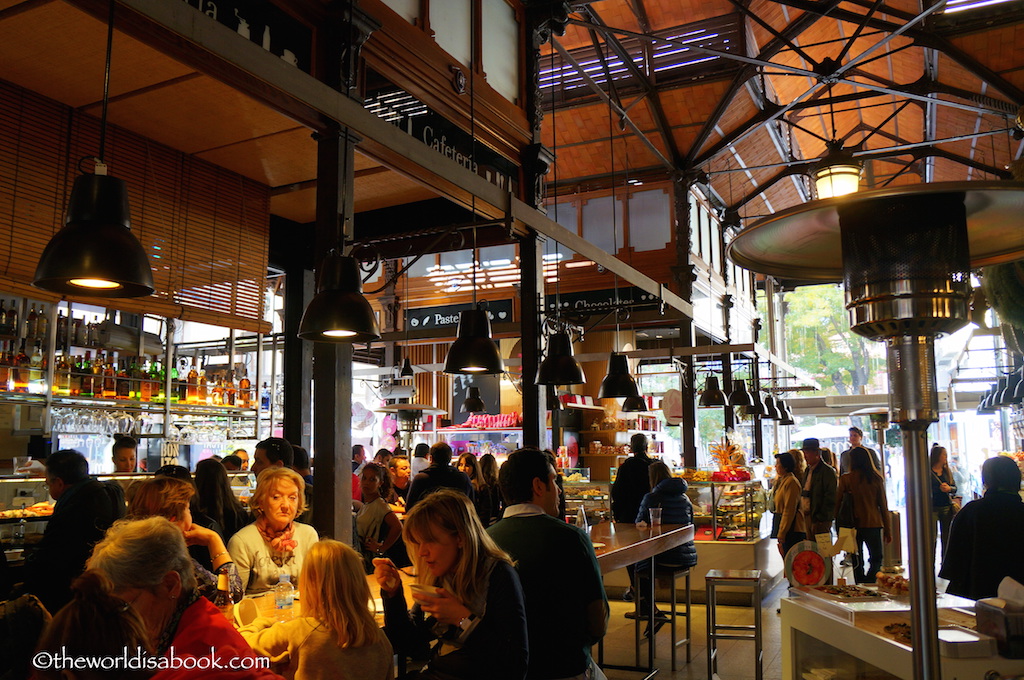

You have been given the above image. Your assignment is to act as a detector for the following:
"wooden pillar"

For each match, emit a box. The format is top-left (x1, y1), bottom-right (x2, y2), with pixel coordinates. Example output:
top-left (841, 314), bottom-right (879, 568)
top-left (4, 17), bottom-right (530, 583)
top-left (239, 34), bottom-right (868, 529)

top-left (520, 232), bottom-right (546, 448)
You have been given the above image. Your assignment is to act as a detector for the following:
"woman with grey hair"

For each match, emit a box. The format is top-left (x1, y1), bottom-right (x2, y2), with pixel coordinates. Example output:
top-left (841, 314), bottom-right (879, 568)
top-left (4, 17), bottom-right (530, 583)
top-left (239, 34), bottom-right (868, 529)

top-left (87, 516), bottom-right (278, 676)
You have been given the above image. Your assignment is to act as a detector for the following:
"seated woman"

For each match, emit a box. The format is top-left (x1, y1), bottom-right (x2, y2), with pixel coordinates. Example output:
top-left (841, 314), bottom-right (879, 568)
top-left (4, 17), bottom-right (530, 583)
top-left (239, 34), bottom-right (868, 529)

top-left (229, 468), bottom-right (319, 594)
top-left (239, 539), bottom-right (394, 680)
top-left (373, 489), bottom-right (528, 680)
top-left (634, 461), bottom-right (697, 637)
top-left (86, 516), bottom-right (280, 677)
top-left (195, 457), bottom-right (251, 542)
top-left (355, 463), bottom-right (410, 571)
top-left (34, 571), bottom-right (154, 680)
top-left (129, 476), bottom-right (243, 604)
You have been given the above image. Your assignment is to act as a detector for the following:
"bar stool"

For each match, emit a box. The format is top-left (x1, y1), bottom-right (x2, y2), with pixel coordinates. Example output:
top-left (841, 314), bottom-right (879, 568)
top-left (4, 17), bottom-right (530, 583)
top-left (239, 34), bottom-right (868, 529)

top-left (659, 566), bottom-right (691, 670)
top-left (705, 569), bottom-right (763, 680)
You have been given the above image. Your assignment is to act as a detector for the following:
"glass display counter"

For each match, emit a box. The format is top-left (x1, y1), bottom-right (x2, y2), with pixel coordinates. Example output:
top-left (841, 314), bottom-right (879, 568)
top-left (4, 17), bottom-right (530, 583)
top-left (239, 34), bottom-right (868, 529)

top-left (561, 469), bottom-right (610, 520)
top-left (685, 479), bottom-right (768, 541)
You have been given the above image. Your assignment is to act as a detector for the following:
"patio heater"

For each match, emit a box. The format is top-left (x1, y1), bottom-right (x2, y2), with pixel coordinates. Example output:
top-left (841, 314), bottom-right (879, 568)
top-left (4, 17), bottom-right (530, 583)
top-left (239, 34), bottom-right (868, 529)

top-left (729, 181), bottom-right (1024, 680)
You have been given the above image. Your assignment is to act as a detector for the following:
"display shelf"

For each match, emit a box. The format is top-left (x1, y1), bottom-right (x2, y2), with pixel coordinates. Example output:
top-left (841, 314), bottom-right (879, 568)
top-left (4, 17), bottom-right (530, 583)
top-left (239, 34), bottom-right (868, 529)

top-left (685, 479), bottom-right (767, 541)
top-left (781, 594), bottom-right (1024, 680)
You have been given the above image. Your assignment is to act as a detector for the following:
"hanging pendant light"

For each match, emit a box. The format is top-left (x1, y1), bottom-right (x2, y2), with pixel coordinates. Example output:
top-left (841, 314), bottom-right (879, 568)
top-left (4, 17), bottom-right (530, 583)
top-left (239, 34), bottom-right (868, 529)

top-left (597, 352), bottom-right (639, 399)
top-left (536, 331), bottom-right (585, 385)
top-left (621, 395), bottom-right (647, 412)
top-left (461, 386), bottom-right (486, 413)
top-left (728, 379), bottom-right (752, 406)
top-left (698, 376), bottom-right (727, 407)
top-left (778, 399), bottom-right (795, 426)
top-left (399, 357), bottom-right (415, 378)
top-left (743, 387), bottom-right (766, 417)
top-left (33, 1), bottom-right (154, 298)
top-left (763, 394), bottom-right (783, 420)
top-left (1012, 367), bottom-right (1024, 404)
top-left (813, 142), bottom-right (862, 199)
top-left (977, 386), bottom-right (997, 415)
top-left (298, 250), bottom-right (381, 342)
top-left (443, 303), bottom-right (504, 374)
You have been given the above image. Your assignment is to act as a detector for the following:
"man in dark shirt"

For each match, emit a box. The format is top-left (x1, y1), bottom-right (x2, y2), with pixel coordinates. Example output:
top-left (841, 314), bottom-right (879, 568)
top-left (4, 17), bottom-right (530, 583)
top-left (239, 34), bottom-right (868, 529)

top-left (25, 449), bottom-right (124, 614)
top-left (489, 448), bottom-right (608, 679)
top-left (611, 433), bottom-right (654, 522)
top-left (405, 442), bottom-right (474, 510)
top-left (839, 427), bottom-right (882, 475)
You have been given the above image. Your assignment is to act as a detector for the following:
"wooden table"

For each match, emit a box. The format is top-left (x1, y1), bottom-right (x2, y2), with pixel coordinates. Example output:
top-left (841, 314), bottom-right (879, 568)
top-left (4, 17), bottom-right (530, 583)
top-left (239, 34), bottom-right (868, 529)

top-left (244, 572), bottom-right (414, 626)
top-left (588, 522), bottom-right (695, 678)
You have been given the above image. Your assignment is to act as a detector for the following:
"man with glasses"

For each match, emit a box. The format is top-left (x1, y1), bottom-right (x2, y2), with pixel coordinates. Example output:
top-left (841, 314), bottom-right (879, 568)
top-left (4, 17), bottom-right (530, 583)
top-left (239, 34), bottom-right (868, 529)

top-left (25, 449), bottom-right (125, 614)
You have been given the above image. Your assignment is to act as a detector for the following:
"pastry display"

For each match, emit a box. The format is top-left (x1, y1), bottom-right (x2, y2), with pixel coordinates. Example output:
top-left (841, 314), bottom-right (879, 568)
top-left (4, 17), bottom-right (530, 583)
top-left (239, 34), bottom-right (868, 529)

top-left (0, 502), bottom-right (53, 519)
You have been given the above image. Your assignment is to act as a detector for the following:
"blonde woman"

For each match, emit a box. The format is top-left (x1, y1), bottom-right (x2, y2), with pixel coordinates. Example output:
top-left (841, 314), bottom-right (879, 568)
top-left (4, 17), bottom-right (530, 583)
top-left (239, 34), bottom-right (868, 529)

top-left (129, 476), bottom-right (243, 603)
top-left (373, 489), bottom-right (528, 680)
top-left (229, 467), bottom-right (319, 594)
top-left (240, 540), bottom-right (393, 680)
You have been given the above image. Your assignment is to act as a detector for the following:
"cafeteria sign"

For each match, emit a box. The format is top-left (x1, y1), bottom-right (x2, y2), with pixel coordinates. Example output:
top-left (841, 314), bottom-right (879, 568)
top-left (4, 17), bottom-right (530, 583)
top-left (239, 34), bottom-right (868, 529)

top-left (406, 300), bottom-right (514, 330)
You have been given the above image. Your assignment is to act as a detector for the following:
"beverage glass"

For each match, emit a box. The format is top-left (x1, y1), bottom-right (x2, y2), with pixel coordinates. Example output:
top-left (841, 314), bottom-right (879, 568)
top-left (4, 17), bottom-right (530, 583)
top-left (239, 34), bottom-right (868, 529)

top-left (648, 508), bottom-right (662, 526)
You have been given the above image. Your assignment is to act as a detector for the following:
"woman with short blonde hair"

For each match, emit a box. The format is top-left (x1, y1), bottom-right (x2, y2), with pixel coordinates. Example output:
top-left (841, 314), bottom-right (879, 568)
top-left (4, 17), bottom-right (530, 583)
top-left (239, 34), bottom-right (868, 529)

top-left (240, 539), bottom-right (393, 680)
top-left (374, 489), bottom-right (527, 679)
top-left (229, 467), bottom-right (319, 594)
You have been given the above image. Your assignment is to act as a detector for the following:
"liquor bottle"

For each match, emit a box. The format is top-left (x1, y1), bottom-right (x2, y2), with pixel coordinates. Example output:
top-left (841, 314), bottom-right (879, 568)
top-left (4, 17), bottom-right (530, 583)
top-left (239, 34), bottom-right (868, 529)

top-left (186, 357), bottom-right (199, 405)
top-left (69, 351), bottom-right (82, 397)
top-left (225, 370), bottom-right (237, 406)
top-left (73, 316), bottom-right (86, 346)
top-left (0, 301), bottom-right (6, 335)
top-left (238, 371), bottom-right (251, 409)
top-left (56, 311), bottom-right (67, 351)
top-left (212, 376), bottom-right (224, 406)
top-left (214, 572), bottom-right (234, 620)
top-left (0, 341), bottom-right (9, 391)
top-left (139, 357), bottom-right (152, 402)
top-left (198, 363), bottom-right (208, 405)
top-left (149, 355), bottom-right (165, 402)
top-left (54, 354), bottom-right (71, 397)
top-left (13, 340), bottom-right (29, 393)
top-left (174, 361), bottom-right (185, 404)
top-left (80, 351), bottom-right (94, 398)
top-left (102, 355), bottom-right (117, 398)
top-left (7, 301), bottom-right (18, 338)
top-left (25, 305), bottom-right (37, 339)
top-left (260, 382), bottom-right (271, 411)
top-left (116, 359), bottom-right (131, 400)
top-left (35, 305), bottom-right (48, 341)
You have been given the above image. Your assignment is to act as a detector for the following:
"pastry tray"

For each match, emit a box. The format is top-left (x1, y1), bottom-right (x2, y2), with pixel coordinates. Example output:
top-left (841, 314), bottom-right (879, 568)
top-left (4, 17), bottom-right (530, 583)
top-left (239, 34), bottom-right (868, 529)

top-left (790, 587), bottom-right (975, 624)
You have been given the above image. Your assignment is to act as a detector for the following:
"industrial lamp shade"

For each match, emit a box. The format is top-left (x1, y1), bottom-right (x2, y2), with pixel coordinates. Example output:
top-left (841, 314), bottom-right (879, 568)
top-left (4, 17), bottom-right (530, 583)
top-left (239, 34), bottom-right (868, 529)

top-left (813, 144), bottom-right (862, 199)
top-left (536, 332), bottom-right (585, 385)
top-left (597, 352), bottom-right (639, 399)
top-left (33, 174), bottom-right (155, 298)
top-left (621, 395), bottom-right (647, 412)
top-left (443, 306), bottom-right (505, 374)
top-left (728, 379), bottom-right (753, 406)
top-left (763, 394), bottom-right (783, 420)
top-left (298, 251), bottom-right (381, 342)
top-left (1013, 368), bottom-right (1024, 404)
top-left (698, 376), bottom-right (727, 407)
top-left (778, 399), bottom-right (795, 426)
top-left (743, 390), bottom-right (766, 417)
top-left (399, 357), bottom-right (415, 378)
top-left (461, 386), bottom-right (486, 413)
top-left (977, 386), bottom-right (997, 415)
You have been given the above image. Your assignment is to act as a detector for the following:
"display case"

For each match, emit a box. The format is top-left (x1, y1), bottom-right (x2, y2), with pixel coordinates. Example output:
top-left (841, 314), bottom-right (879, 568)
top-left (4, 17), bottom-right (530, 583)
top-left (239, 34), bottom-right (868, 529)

top-left (561, 469), bottom-right (610, 521)
top-left (685, 479), bottom-right (767, 541)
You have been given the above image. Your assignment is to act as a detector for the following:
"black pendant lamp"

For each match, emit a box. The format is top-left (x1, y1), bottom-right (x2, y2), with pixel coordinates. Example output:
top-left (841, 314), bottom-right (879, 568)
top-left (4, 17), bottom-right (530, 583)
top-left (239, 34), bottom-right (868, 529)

top-left (621, 395), bottom-right (647, 412)
top-left (597, 352), bottom-right (640, 399)
top-left (1013, 367), bottom-right (1024, 404)
top-left (778, 399), bottom-right (795, 426)
top-left (698, 376), bottom-right (727, 407)
top-left (977, 386), bottom-right (997, 415)
top-left (728, 379), bottom-right (753, 406)
top-left (536, 331), bottom-right (585, 385)
top-left (399, 357), bottom-right (415, 378)
top-left (763, 394), bottom-right (783, 420)
top-left (993, 376), bottom-right (1011, 407)
top-left (444, 303), bottom-right (504, 374)
top-left (743, 389), bottom-right (766, 417)
top-left (33, 1), bottom-right (154, 298)
top-left (298, 250), bottom-right (381, 342)
top-left (461, 386), bottom-right (486, 413)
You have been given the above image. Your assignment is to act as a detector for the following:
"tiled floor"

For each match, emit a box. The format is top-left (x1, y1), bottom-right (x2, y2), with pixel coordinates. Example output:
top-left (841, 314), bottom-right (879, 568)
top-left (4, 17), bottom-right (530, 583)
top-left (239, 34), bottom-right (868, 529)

top-left (599, 580), bottom-right (789, 680)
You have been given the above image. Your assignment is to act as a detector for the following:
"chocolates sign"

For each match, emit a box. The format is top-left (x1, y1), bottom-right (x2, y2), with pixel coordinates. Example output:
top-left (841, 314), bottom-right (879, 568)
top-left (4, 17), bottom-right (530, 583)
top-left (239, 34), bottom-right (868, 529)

top-left (405, 300), bottom-right (514, 330)
top-left (181, 0), bottom-right (312, 73)
top-left (544, 287), bottom-right (660, 314)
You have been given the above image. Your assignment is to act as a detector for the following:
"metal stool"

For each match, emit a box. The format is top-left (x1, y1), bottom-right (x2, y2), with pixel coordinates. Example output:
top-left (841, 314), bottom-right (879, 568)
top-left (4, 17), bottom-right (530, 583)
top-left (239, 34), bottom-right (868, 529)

top-left (658, 566), bottom-right (691, 670)
top-left (705, 569), bottom-right (762, 680)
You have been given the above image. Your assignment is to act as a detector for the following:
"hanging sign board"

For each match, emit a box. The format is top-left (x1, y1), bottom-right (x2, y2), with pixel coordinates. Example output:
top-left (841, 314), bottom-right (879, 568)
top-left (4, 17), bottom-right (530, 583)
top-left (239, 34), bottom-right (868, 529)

top-left (181, 0), bottom-right (312, 73)
top-left (406, 300), bottom-right (514, 330)
top-left (544, 287), bottom-right (661, 315)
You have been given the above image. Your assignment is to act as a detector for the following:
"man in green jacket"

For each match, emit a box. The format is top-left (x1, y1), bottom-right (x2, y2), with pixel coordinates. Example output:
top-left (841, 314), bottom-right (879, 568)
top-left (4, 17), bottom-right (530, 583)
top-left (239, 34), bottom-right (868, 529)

top-left (800, 438), bottom-right (838, 537)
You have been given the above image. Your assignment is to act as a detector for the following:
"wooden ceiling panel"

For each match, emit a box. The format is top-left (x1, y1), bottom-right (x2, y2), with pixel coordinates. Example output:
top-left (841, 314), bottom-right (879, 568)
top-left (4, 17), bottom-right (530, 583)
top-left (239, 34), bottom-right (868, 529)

top-left (0, 2), bottom-right (194, 108)
top-left (949, 23), bottom-right (1024, 77)
top-left (354, 169), bottom-right (438, 213)
top-left (91, 75), bottom-right (300, 155)
top-left (552, 134), bottom-right (666, 181)
top-left (746, 0), bottom-right (802, 53)
top-left (196, 127), bottom-right (317, 187)
top-left (642, 0), bottom-right (735, 28)
top-left (696, 87), bottom-right (761, 159)
top-left (269, 186), bottom-right (316, 224)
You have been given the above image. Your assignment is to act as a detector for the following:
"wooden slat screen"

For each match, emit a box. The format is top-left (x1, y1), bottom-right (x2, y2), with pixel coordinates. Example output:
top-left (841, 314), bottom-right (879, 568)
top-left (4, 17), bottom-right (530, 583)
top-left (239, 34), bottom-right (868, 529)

top-left (0, 79), bottom-right (271, 332)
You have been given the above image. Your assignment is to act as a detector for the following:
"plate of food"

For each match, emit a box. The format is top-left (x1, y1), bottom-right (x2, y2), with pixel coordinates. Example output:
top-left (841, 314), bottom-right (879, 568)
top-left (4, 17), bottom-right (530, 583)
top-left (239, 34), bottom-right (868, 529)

top-left (805, 584), bottom-right (890, 601)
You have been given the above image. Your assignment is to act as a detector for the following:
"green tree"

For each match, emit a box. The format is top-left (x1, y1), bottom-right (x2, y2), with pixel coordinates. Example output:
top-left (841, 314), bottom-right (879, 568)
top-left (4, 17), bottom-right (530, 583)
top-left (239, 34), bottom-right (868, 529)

top-left (781, 284), bottom-right (874, 395)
